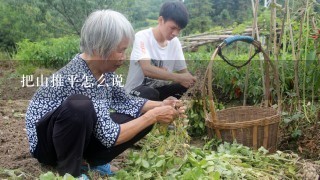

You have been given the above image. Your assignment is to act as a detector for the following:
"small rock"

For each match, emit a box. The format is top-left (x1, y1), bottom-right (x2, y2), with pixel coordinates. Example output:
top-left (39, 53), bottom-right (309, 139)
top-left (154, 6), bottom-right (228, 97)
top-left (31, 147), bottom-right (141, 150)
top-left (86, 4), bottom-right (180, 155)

top-left (13, 112), bottom-right (25, 118)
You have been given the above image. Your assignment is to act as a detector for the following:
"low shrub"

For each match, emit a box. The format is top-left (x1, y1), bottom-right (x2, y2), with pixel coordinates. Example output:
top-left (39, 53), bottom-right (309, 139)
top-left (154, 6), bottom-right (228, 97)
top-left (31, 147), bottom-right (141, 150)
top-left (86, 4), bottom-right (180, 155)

top-left (14, 36), bottom-right (79, 69)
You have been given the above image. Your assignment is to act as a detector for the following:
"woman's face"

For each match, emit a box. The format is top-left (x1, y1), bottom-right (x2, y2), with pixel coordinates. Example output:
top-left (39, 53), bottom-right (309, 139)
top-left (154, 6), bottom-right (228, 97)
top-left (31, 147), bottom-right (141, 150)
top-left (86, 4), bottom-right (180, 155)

top-left (105, 38), bottom-right (129, 72)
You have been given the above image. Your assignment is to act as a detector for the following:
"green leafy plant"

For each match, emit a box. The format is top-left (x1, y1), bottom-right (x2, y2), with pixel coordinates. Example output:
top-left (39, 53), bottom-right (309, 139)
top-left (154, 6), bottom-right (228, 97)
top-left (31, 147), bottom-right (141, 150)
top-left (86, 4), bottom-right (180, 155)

top-left (111, 138), bottom-right (319, 179)
top-left (14, 36), bottom-right (79, 69)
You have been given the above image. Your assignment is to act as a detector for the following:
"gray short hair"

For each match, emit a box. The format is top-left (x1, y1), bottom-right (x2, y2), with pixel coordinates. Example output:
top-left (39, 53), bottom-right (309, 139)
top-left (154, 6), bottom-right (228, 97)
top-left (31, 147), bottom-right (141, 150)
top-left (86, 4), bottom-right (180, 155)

top-left (80, 10), bottom-right (134, 59)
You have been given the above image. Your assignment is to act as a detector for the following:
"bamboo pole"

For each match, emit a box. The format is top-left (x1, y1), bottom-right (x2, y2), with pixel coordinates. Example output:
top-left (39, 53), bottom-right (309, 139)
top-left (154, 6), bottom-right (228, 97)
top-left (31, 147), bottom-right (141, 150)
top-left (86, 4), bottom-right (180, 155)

top-left (276, 0), bottom-right (287, 110)
top-left (243, 0), bottom-right (257, 106)
top-left (287, 1), bottom-right (301, 111)
top-left (281, 0), bottom-right (288, 112)
top-left (254, 0), bottom-right (267, 107)
top-left (303, 0), bottom-right (310, 122)
top-left (270, 0), bottom-right (282, 112)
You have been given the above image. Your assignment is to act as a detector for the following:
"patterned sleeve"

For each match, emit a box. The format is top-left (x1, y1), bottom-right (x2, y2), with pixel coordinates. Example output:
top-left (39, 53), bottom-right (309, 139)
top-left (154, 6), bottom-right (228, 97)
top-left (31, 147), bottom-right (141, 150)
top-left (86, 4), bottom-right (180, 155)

top-left (93, 100), bottom-right (121, 148)
top-left (110, 85), bottom-right (147, 118)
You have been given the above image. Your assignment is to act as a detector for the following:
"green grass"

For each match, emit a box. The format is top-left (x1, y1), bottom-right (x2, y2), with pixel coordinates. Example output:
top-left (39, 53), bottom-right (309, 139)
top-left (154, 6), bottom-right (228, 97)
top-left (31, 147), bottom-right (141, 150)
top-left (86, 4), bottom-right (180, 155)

top-left (0, 51), bottom-right (11, 60)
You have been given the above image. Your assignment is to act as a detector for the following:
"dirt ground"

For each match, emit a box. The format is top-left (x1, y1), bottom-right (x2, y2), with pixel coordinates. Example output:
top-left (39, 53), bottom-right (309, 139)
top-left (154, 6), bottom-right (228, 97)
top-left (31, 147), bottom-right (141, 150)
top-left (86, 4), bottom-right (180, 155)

top-left (0, 100), bottom-right (126, 179)
top-left (0, 61), bottom-right (45, 179)
top-left (0, 62), bottom-right (319, 179)
top-left (0, 100), bottom-right (45, 179)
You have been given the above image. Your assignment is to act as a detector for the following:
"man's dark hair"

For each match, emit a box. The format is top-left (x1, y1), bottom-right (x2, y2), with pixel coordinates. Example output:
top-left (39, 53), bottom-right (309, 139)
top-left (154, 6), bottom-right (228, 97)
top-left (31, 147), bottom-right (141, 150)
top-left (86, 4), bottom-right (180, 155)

top-left (159, 1), bottom-right (189, 29)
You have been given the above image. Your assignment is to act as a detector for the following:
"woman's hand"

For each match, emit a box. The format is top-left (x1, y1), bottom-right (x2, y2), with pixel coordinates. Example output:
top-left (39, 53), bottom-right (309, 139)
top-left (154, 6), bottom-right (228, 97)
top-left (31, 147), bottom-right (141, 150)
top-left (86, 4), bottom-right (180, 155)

top-left (162, 96), bottom-right (184, 109)
top-left (141, 97), bottom-right (187, 123)
top-left (175, 105), bottom-right (187, 119)
top-left (158, 97), bottom-right (187, 121)
top-left (144, 106), bottom-right (178, 124)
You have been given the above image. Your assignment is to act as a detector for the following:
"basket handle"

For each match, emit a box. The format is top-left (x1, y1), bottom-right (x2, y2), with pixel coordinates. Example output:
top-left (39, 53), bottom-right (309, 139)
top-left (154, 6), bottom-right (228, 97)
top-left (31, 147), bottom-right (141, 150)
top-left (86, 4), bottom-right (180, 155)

top-left (203, 37), bottom-right (256, 123)
top-left (202, 37), bottom-right (282, 120)
top-left (224, 35), bottom-right (254, 46)
top-left (202, 48), bottom-right (220, 123)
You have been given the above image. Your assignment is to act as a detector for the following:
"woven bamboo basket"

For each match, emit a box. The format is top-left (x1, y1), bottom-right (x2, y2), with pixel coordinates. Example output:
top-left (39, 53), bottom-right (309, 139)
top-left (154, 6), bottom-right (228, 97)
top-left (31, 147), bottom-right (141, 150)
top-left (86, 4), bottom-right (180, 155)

top-left (203, 36), bottom-right (281, 153)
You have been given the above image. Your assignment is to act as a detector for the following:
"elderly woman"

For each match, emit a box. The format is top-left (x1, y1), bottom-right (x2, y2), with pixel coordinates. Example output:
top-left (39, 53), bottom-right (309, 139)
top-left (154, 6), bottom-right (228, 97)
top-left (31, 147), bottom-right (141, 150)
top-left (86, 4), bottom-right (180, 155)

top-left (25, 10), bottom-right (185, 178)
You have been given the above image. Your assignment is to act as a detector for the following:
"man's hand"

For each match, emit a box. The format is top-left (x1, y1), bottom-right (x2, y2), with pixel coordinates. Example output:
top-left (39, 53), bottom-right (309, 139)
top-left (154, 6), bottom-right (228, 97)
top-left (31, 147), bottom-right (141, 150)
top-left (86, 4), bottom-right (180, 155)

top-left (174, 72), bottom-right (196, 88)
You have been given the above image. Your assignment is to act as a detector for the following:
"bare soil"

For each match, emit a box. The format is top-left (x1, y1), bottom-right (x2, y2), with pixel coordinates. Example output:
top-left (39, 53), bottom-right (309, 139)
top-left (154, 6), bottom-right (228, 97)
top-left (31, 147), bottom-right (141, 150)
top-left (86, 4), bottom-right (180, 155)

top-left (0, 61), bottom-right (52, 179)
top-left (279, 122), bottom-right (320, 160)
top-left (0, 100), bottom-right (47, 179)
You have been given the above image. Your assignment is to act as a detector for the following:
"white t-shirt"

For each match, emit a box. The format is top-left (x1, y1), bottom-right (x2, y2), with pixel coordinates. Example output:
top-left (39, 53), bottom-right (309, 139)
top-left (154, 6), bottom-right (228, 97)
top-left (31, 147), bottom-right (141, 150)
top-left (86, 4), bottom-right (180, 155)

top-left (125, 28), bottom-right (187, 93)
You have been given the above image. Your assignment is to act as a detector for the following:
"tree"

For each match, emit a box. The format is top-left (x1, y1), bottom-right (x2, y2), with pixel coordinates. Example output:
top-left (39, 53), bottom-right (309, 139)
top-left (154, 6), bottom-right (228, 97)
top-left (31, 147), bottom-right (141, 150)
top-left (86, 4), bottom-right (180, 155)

top-left (218, 9), bottom-right (231, 27)
top-left (117, 0), bottom-right (160, 30)
top-left (184, 0), bottom-right (213, 34)
top-left (0, 0), bottom-right (53, 51)
top-left (0, 0), bottom-right (166, 51)
top-left (39, 0), bottom-right (122, 36)
top-left (211, 0), bottom-right (252, 27)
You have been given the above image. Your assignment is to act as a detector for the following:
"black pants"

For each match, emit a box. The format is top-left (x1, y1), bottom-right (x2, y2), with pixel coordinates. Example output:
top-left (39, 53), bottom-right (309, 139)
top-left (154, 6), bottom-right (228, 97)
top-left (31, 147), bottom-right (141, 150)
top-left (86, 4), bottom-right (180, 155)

top-left (33, 94), bottom-right (153, 177)
top-left (130, 83), bottom-right (188, 101)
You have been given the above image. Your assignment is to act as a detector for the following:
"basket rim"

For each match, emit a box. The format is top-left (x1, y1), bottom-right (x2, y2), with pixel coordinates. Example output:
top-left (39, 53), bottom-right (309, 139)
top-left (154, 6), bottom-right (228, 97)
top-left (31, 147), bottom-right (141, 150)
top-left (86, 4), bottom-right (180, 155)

top-left (206, 106), bottom-right (280, 128)
top-left (216, 106), bottom-right (277, 111)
